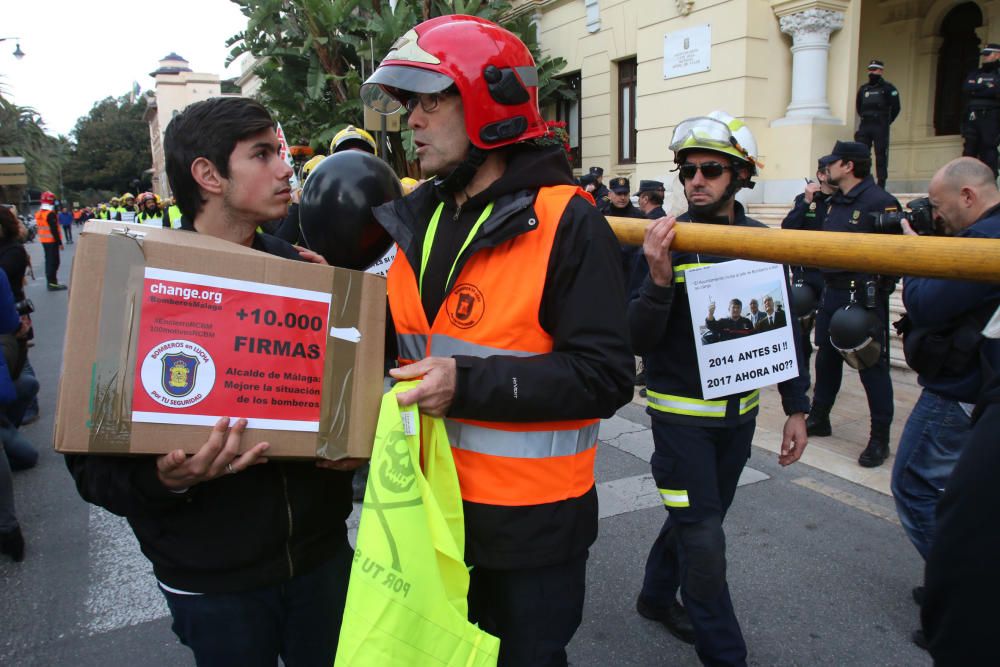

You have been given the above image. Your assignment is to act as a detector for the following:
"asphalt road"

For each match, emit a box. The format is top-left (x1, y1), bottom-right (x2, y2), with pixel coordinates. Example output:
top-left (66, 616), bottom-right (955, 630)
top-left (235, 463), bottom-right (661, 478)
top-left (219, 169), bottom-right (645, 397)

top-left (0, 232), bottom-right (930, 666)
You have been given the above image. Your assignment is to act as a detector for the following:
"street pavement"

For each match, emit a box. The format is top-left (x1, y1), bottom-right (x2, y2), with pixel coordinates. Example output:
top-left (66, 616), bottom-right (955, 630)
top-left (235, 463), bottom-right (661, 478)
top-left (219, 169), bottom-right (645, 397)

top-left (1, 231), bottom-right (930, 666)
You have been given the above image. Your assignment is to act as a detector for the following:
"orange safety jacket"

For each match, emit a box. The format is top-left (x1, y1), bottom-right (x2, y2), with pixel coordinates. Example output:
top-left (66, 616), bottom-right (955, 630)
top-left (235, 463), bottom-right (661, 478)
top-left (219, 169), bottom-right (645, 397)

top-left (35, 209), bottom-right (57, 244)
top-left (386, 185), bottom-right (599, 507)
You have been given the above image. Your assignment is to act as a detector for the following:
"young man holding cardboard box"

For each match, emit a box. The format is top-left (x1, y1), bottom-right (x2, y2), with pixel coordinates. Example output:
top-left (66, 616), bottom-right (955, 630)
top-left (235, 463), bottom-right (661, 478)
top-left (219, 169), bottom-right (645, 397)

top-left (65, 97), bottom-right (357, 666)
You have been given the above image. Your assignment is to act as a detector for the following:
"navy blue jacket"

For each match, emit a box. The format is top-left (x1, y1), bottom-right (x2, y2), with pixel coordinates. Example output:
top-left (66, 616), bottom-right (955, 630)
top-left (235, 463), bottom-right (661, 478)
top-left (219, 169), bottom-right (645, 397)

top-left (628, 202), bottom-right (811, 426)
top-left (903, 203), bottom-right (1000, 401)
top-left (963, 62), bottom-right (1000, 109)
top-left (822, 176), bottom-right (901, 283)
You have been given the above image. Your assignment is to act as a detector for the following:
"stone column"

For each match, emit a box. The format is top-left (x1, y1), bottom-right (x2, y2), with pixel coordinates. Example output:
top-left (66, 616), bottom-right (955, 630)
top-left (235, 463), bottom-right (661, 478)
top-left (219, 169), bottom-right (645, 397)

top-left (773, 8), bottom-right (844, 125)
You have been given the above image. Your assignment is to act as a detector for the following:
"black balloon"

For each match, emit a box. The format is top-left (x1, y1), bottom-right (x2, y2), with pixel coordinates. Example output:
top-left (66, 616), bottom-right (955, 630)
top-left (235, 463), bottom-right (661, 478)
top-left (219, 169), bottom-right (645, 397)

top-left (298, 151), bottom-right (402, 270)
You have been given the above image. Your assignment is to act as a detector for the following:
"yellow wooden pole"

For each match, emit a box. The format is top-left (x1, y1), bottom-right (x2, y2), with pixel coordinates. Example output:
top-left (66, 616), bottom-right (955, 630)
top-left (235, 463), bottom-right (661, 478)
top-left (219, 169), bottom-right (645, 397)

top-left (606, 216), bottom-right (1000, 283)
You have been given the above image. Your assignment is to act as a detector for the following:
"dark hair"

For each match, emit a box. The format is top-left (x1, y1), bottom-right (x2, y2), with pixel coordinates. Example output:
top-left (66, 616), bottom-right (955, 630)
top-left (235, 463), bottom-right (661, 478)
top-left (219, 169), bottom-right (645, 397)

top-left (164, 97), bottom-right (276, 223)
top-left (641, 190), bottom-right (664, 206)
top-left (729, 298), bottom-right (742, 309)
top-left (0, 206), bottom-right (19, 241)
top-left (846, 157), bottom-right (871, 179)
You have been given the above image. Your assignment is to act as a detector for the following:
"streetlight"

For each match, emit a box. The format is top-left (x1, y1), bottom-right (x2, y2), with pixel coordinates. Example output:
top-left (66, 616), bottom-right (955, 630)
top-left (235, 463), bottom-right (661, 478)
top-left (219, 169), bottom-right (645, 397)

top-left (0, 37), bottom-right (24, 60)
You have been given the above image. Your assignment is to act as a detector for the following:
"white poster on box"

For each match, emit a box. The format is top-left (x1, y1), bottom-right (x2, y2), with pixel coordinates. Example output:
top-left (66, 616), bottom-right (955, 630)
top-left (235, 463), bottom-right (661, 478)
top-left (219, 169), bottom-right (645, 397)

top-left (664, 25), bottom-right (711, 80)
top-left (686, 260), bottom-right (798, 399)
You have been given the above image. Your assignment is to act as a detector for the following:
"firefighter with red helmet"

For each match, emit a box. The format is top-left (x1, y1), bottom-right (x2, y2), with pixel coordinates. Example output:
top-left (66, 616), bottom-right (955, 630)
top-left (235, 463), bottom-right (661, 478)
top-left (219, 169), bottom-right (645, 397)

top-left (34, 191), bottom-right (66, 290)
top-left (362, 15), bottom-right (633, 666)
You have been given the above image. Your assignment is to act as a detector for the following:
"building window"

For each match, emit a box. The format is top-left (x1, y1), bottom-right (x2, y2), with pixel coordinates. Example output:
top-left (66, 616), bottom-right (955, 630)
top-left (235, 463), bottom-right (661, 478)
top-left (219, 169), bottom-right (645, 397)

top-left (618, 58), bottom-right (637, 164)
top-left (934, 2), bottom-right (983, 136)
top-left (555, 72), bottom-right (582, 168)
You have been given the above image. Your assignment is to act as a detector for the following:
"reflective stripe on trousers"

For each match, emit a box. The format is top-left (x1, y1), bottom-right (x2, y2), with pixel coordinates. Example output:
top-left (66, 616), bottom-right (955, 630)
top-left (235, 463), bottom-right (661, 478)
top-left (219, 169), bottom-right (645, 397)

top-left (445, 419), bottom-right (599, 459)
top-left (645, 389), bottom-right (760, 417)
top-left (658, 488), bottom-right (690, 508)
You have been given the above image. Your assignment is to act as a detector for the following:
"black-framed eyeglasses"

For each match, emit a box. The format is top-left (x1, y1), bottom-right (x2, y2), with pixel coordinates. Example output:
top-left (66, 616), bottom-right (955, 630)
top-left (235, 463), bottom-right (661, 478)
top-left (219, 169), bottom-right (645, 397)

top-left (677, 161), bottom-right (731, 181)
top-left (403, 90), bottom-right (454, 114)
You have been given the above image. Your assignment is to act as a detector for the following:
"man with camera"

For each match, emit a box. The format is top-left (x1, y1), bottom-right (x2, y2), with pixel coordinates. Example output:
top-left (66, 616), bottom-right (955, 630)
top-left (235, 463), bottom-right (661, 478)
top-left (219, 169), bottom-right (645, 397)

top-left (892, 157), bottom-right (1000, 646)
top-left (806, 140), bottom-right (901, 468)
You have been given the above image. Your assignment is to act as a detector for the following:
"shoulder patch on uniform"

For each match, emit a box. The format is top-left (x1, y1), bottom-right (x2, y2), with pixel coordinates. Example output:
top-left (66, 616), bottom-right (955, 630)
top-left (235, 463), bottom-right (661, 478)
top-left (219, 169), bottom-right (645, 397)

top-left (851, 210), bottom-right (860, 222)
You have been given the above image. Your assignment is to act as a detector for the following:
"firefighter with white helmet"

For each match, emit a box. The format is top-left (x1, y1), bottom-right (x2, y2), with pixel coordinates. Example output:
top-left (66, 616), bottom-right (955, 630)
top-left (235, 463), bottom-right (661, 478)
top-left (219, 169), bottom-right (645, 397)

top-left (629, 112), bottom-right (810, 664)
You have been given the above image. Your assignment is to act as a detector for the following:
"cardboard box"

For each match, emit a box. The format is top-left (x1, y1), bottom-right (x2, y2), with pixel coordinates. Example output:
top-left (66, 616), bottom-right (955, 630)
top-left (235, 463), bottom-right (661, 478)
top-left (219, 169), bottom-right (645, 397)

top-left (54, 221), bottom-right (386, 460)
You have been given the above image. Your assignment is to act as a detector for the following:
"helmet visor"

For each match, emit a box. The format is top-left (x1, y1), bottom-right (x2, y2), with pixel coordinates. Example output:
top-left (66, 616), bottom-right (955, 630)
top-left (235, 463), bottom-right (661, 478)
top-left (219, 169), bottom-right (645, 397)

top-left (361, 65), bottom-right (454, 114)
top-left (669, 116), bottom-right (736, 153)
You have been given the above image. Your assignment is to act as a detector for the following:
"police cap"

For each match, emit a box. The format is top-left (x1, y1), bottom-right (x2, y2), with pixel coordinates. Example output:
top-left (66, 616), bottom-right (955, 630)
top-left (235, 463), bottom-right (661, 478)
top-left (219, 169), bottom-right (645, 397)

top-left (589, 166), bottom-right (604, 177)
top-left (817, 154), bottom-right (838, 169)
top-left (982, 43), bottom-right (1000, 55)
top-left (609, 177), bottom-right (631, 194)
top-left (579, 173), bottom-right (596, 186)
top-left (634, 179), bottom-right (665, 195)
top-left (820, 140), bottom-right (870, 165)
top-left (866, 59), bottom-right (885, 71)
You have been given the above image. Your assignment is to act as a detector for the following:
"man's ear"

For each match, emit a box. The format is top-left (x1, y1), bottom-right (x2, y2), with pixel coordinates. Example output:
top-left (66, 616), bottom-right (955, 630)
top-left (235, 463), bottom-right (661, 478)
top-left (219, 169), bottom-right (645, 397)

top-left (191, 157), bottom-right (225, 196)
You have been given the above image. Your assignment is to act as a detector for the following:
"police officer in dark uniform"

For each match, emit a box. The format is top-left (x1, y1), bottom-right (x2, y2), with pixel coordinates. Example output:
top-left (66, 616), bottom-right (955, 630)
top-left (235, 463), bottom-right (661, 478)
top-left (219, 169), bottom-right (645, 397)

top-left (855, 59), bottom-right (901, 189)
top-left (598, 176), bottom-right (644, 218)
top-left (635, 179), bottom-right (668, 219)
top-left (589, 166), bottom-right (610, 205)
top-left (781, 156), bottom-right (836, 385)
top-left (632, 179), bottom-right (667, 391)
top-left (962, 43), bottom-right (1000, 177)
top-left (806, 141), bottom-right (901, 468)
top-left (601, 176), bottom-right (648, 296)
top-left (601, 177), bottom-right (648, 388)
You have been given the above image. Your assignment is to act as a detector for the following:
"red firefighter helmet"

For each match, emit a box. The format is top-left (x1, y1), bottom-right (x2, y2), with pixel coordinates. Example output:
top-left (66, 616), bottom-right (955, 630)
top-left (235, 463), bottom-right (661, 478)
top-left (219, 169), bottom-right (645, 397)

top-left (40, 191), bottom-right (56, 205)
top-left (360, 14), bottom-right (546, 150)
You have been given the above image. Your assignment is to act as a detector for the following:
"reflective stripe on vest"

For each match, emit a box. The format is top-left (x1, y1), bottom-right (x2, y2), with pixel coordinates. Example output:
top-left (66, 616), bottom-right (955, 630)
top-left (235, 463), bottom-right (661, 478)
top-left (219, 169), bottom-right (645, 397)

top-left (398, 332), bottom-right (539, 363)
top-left (645, 388), bottom-right (760, 417)
top-left (396, 333), bottom-right (429, 362)
top-left (167, 205), bottom-right (182, 229)
top-left (387, 184), bottom-right (599, 506)
top-left (673, 262), bottom-right (712, 284)
top-left (34, 210), bottom-right (55, 243)
top-left (445, 419), bottom-right (599, 458)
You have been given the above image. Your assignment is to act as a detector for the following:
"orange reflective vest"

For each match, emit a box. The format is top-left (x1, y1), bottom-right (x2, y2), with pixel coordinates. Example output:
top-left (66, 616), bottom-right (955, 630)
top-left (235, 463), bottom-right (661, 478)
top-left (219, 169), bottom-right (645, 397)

top-left (386, 185), bottom-right (598, 507)
top-left (35, 209), bottom-right (57, 244)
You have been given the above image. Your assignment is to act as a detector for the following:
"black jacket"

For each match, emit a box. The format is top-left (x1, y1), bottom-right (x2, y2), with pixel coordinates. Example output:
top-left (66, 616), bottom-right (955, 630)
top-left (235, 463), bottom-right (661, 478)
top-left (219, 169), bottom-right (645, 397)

top-left (964, 61), bottom-right (1000, 109)
top-left (923, 339), bottom-right (1000, 665)
top-left (373, 144), bottom-right (634, 569)
top-left (856, 76), bottom-right (900, 122)
top-left (0, 239), bottom-right (29, 302)
top-left (65, 225), bottom-right (353, 594)
top-left (628, 202), bottom-right (811, 425)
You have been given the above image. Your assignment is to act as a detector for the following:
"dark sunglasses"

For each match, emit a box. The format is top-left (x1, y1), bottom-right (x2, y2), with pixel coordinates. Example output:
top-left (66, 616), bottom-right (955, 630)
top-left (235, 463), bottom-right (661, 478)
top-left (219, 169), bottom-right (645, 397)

top-left (677, 161), bottom-right (731, 181)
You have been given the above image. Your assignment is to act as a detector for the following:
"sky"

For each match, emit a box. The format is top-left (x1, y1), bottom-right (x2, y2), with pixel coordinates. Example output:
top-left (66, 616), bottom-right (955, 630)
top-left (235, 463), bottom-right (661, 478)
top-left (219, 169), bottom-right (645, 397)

top-left (2, 0), bottom-right (249, 137)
